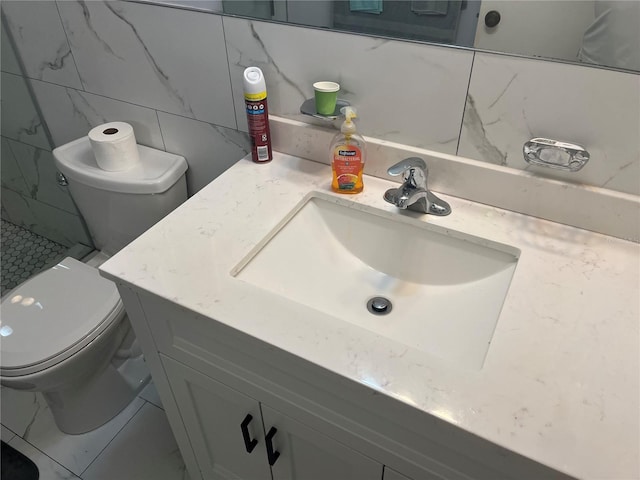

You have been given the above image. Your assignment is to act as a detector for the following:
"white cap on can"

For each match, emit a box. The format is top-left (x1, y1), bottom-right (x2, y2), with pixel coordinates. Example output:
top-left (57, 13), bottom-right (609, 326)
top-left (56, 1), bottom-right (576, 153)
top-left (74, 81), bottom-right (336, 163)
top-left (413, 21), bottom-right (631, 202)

top-left (243, 67), bottom-right (267, 100)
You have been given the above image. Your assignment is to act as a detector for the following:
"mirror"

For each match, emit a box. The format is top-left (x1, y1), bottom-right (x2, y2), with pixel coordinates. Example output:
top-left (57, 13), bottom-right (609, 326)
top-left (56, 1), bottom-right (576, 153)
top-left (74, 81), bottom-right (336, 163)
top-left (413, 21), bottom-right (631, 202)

top-left (139, 0), bottom-right (640, 72)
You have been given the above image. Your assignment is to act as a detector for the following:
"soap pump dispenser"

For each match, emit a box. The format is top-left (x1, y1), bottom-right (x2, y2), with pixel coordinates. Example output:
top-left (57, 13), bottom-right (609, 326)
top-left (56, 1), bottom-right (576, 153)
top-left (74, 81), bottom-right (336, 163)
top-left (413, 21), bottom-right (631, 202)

top-left (330, 106), bottom-right (366, 194)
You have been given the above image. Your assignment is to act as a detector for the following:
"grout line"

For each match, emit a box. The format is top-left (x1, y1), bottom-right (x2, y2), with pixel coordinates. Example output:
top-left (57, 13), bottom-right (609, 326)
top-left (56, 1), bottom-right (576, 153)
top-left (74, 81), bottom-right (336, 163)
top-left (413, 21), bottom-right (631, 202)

top-left (53, 0), bottom-right (87, 93)
top-left (2, 136), bottom-right (32, 193)
top-left (7, 431), bottom-right (81, 479)
top-left (455, 50), bottom-right (475, 156)
top-left (139, 396), bottom-right (165, 411)
top-left (13, 57), bottom-right (242, 137)
top-left (156, 110), bottom-right (168, 151)
top-left (138, 382), bottom-right (165, 411)
top-left (26, 75), bottom-right (240, 134)
top-left (0, 15), bottom-right (56, 150)
top-left (143, 400), bottom-right (165, 413)
top-left (0, 423), bottom-right (18, 442)
top-left (221, 15), bottom-right (239, 131)
top-left (3, 138), bottom-right (81, 215)
top-left (1, 185), bottom-right (82, 217)
top-left (78, 399), bottom-right (148, 477)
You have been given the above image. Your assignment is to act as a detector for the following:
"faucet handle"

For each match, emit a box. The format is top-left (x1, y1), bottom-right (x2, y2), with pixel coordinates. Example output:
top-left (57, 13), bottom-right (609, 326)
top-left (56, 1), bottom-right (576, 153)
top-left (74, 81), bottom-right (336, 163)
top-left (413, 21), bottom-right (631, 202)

top-left (387, 157), bottom-right (427, 176)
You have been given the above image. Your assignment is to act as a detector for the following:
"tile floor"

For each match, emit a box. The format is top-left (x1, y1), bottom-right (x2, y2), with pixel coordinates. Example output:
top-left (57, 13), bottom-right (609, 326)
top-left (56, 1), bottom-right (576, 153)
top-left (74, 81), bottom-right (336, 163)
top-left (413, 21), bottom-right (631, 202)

top-left (1, 221), bottom-right (190, 479)
top-left (0, 219), bottom-right (68, 297)
top-left (0, 382), bottom-right (189, 480)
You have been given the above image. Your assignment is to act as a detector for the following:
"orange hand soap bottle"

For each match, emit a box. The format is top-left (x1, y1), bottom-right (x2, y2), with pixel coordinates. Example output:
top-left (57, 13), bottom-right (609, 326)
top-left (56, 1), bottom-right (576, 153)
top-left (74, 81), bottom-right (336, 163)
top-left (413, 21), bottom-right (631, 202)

top-left (330, 107), bottom-right (366, 194)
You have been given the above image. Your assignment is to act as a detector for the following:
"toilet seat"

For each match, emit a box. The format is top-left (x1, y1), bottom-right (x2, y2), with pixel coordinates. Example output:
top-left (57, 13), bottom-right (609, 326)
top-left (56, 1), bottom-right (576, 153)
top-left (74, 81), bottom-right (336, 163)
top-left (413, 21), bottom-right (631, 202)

top-left (0, 257), bottom-right (123, 377)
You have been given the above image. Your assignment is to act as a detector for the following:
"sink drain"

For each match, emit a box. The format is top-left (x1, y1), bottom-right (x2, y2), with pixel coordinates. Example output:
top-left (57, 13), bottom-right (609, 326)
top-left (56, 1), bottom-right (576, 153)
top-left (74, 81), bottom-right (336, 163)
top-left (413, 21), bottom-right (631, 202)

top-left (367, 296), bottom-right (392, 315)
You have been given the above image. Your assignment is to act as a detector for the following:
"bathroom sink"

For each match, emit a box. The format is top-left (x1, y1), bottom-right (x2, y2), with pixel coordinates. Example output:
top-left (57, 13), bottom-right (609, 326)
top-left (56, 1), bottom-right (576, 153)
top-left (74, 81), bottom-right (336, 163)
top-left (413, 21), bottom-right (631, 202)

top-left (232, 192), bottom-right (520, 369)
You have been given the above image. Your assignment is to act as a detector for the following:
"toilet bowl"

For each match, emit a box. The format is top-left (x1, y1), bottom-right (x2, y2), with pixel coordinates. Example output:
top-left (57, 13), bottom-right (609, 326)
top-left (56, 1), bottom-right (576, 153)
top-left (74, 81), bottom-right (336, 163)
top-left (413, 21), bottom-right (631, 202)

top-left (0, 132), bottom-right (188, 434)
top-left (0, 256), bottom-right (145, 434)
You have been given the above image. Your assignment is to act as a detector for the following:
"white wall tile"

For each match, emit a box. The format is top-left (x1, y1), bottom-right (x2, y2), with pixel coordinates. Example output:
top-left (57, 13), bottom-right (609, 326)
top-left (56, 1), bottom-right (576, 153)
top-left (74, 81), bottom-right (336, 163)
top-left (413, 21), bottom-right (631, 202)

top-left (1, 19), bottom-right (22, 75)
top-left (30, 79), bottom-right (165, 149)
top-left (1, 0), bottom-right (83, 88)
top-left (57, 0), bottom-right (235, 128)
top-left (4, 1), bottom-right (638, 208)
top-left (458, 53), bottom-right (640, 195)
top-left (1, 187), bottom-right (37, 228)
top-left (0, 188), bottom-right (91, 247)
top-left (6, 139), bottom-right (78, 214)
top-left (1, 137), bottom-right (30, 196)
top-left (223, 17), bottom-right (473, 154)
top-left (0, 73), bottom-right (50, 150)
top-left (158, 111), bottom-right (249, 194)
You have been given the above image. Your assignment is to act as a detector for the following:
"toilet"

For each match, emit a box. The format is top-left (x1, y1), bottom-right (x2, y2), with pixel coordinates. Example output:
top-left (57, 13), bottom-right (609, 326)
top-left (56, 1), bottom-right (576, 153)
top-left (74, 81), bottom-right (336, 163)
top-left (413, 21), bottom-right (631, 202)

top-left (0, 135), bottom-right (188, 434)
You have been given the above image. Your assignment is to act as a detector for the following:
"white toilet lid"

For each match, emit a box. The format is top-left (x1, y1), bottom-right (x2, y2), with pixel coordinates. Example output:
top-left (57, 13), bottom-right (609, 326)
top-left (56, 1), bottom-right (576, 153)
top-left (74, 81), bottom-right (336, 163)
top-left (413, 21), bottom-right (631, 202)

top-left (0, 257), bottom-right (122, 374)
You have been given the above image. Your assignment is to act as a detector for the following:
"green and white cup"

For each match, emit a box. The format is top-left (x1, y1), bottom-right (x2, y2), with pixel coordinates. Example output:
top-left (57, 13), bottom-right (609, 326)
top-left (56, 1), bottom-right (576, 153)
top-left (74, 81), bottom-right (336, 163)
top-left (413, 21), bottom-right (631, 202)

top-left (313, 81), bottom-right (340, 116)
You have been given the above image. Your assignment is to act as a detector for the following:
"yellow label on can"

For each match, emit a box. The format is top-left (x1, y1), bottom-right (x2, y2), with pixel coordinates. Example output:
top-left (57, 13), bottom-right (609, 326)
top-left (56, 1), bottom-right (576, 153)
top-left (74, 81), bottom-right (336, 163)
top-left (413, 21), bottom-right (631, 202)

top-left (244, 90), bottom-right (267, 101)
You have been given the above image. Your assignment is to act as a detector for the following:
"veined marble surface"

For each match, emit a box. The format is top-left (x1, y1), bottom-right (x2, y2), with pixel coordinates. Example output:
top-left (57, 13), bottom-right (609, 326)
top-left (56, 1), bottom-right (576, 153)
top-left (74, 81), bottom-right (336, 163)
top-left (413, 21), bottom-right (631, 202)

top-left (157, 112), bottom-right (250, 194)
top-left (1, 20), bottom-right (21, 76)
top-left (3, 1), bottom-right (637, 199)
top-left (30, 79), bottom-right (166, 150)
top-left (459, 54), bottom-right (640, 196)
top-left (223, 16), bottom-right (472, 153)
top-left (0, 73), bottom-right (50, 150)
top-left (1, 0), bottom-right (83, 89)
top-left (269, 116), bottom-right (639, 242)
top-left (0, 188), bottom-right (91, 247)
top-left (1, 138), bottom-right (31, 197)
top-left (100, 152), bottom-right (639, 480)
top-left (54, 0), bottom-right (235, 128)
top-left (4, 139), bottom-right (77, 214)
top-left (0, 383), bottom-right (185, 479)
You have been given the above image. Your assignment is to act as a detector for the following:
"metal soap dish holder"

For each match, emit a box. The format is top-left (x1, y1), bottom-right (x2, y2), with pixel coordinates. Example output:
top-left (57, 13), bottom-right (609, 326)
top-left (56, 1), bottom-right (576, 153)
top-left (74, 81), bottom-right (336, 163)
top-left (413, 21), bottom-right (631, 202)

top-left (300, 98), bottom-right (350, 121)
top-left (523, 138), bottom-right (590, 172)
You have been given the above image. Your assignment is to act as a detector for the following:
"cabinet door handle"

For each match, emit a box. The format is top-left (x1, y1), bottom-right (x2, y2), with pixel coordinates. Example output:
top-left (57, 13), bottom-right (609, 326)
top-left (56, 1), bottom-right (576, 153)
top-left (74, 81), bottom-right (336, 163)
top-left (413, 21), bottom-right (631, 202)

top-left (240, 414), bottom-right (258, 453)
top-left (265, 426), bottom-right (280, 466)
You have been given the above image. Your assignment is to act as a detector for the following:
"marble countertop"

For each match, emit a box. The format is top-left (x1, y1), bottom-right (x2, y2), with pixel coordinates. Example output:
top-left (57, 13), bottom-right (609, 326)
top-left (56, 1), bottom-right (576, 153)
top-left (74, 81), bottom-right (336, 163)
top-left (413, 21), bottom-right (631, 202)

top-left (100, 153), bottom-right (639, 480)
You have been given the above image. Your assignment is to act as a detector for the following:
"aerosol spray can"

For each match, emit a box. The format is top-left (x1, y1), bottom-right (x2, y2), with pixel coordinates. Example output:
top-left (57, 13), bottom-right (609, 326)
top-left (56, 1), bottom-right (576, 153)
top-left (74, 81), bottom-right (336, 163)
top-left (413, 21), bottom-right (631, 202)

top-left (243, 67), bottom-right (272, 163)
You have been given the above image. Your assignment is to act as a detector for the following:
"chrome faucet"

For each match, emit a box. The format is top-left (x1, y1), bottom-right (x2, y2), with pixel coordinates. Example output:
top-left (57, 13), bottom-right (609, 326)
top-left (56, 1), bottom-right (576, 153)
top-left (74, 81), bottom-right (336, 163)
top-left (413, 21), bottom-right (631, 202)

top-left (383, 157), bottom-right (451, 216)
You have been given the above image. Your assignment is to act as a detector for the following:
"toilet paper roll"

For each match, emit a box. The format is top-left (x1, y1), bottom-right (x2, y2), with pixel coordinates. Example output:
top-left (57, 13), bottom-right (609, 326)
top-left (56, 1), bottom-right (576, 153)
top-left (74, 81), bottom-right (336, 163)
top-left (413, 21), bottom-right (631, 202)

top-left (88, 122), bottom-right (140, 171)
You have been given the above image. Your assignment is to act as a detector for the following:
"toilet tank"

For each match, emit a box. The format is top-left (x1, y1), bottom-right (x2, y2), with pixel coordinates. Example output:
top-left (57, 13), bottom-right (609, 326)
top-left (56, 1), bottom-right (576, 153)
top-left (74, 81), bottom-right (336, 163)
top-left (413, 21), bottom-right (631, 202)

top-left (53, 137), bottom-right (188, 256)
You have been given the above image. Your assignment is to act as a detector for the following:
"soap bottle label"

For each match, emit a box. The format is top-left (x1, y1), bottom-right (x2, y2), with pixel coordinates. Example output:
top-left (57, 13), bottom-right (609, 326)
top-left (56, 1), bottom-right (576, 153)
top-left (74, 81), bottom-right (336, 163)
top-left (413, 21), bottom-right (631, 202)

top-left (332, 146), bottom-right (363, 193)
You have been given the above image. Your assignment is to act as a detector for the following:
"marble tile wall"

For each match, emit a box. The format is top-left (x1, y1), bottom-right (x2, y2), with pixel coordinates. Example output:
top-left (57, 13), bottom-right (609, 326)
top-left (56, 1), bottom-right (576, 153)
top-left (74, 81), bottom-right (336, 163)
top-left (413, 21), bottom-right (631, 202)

top-left (1, 13), bottom-right (90, 247)
top-left (459, 53), bottom-right (639, 196)
top-left (223, 16), bottom-right (473, 154)
top-left (0, 8), bottom-right (91, 246)
top-left (2, 0), bottom-right (638, 244)
top-left (1, 72), bottom-right (50, 150)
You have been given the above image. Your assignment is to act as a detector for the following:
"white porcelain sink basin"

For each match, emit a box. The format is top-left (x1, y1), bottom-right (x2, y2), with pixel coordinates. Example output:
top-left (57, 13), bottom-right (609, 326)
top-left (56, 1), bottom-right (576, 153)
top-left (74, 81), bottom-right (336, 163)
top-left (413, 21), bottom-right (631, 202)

top-left (232, 192), bottom-right (520, 369)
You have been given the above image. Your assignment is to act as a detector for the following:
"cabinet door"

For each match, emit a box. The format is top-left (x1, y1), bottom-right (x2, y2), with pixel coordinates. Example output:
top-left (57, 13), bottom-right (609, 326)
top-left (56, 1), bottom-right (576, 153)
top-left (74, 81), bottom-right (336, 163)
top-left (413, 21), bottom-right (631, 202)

top-left (262, 404), bottom-right (382, 480)
top-left (162, 356), bottom-right (271, 480)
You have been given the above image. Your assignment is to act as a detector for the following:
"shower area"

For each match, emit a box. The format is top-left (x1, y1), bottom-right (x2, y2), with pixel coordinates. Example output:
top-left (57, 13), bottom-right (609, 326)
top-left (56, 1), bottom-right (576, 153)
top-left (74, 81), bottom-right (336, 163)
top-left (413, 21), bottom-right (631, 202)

top-left (0, 220), bottom-right (69, 296)
top-left (1, 13), bottom-right (92, 298)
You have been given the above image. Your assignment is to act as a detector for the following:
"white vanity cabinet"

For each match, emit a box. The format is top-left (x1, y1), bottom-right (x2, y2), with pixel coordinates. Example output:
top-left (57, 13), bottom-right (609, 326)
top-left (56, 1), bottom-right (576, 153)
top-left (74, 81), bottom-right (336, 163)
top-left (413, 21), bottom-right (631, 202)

top-left (99, 152), bottom-right (638, 480)
top-left (162, 355), bottom-right (383, 480)
top-left (116, 285), bottom-right (572, 480)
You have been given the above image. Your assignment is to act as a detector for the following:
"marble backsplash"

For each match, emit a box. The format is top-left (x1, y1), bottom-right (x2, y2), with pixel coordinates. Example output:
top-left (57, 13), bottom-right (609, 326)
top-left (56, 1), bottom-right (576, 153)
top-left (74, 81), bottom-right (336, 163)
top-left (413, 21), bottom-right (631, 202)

top-left (1, 0), bottom-right (638, 244)
top-left (459, 54), bottom-right (639, 195)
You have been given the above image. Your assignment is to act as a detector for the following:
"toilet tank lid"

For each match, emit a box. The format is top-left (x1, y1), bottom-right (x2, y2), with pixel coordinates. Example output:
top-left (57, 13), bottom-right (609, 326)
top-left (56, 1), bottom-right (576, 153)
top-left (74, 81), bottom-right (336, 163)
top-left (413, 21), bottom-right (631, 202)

top-left (0, 257), bottom-right (121, 372)
top-left (53, 137), bottom-right (188, 194)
